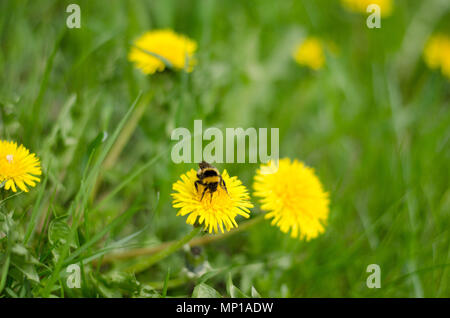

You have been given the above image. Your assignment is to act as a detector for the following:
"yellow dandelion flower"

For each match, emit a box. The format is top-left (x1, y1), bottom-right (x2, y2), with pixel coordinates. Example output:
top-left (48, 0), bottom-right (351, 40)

top-left (128, 29), bottom-right (197, 75)
top-left (424, 33), bottom-right (450, 79)
top-left (341, 0), bottom-right (393, 17)
top-left (293, 37), bottom-right (326, 70)
top-left (253, 158), bottom-right (330, 241)
top-left (171, 169), bottom-right (253, 234)
top-left (0, 140), bottom-right (41, 193)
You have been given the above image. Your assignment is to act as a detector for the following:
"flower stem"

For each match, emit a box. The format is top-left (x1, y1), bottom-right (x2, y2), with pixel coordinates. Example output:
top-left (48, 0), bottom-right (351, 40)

top-left (99, 214), bottom-right (265, 266)
top-left (126, 227), bottom-right (202, 274)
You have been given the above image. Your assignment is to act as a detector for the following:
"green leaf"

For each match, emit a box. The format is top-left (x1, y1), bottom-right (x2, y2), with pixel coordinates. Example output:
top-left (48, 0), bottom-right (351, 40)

top-left (24, 166), bottom-right (49, 244)
top-left (230, 285), bottom-right (248, 298)
top-left (227, 273), bottom-right (249, 298)
top-left (137, 284), bottom-right (161, 298)
top-left (101, 271), bottom-right (140, 292)
top-left (226, 272), bottom-right (233, 296)
top-left (48, 218), bottom-right (71, 246)
top-left (86, 131), bottom-right (108, 160)
top-left (8, 242), bottom-right (40, 284)
top-left (162, 267), bottom-right (170, 298)
top-left (90, 272), bottom-right (121, 298)
top-left (11, 244), bottom-right (28, 256)
top-left (192, 283), bottom-right (222, 298)
top-left (251, 286), bottom-right (262, 298)
top-left (12, 262), bottom-right (40, 283)
top-left (0, 212), bottom-right (15, 236)
top-left (198, 267), bottom-right (227, 284)
top-left (64, 206), bottom-right (142, 266)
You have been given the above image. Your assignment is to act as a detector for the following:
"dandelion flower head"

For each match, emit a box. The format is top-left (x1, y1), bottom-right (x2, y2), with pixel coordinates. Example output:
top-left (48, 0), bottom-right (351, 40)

top-left (172, 169), bottom-right (253, 234)
top-left (253, 158), bottom-right (330, 240)
top-left (423, 33), bottom-right (450, 79)
top-left (0, 140), bottom-right (41, 193)
top-left (341, 0), bottom-right (393, 17)
top-left (128, 29), bottom-right (197, 75)
top-left (293, 37), bottom-right (326, 70)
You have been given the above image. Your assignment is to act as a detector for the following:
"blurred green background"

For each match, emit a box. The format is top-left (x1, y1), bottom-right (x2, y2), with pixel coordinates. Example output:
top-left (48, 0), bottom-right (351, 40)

top-left (0, 0), bottom-right (449, 297)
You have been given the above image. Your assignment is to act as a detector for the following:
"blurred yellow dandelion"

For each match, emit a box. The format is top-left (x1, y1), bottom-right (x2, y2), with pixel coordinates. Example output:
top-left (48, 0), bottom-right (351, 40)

top-left (341, 0), bottom-right (393, 17)
top-left (0, 140), bottom-right (41, 193)
top-left (171, 169), bottom-right (253, 234)
top-left (253, 158), bottom-right (330, 240)
top-left (424, 33), bottom-right (450, 79)
top-left (293, 37), bottom-right (326, 70)
top-left (128, 29), bottom-right (197, 75)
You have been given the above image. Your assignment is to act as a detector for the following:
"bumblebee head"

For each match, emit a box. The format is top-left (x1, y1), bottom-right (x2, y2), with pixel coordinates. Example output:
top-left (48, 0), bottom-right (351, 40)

top-left (199, 161), bottom-right (213, 169)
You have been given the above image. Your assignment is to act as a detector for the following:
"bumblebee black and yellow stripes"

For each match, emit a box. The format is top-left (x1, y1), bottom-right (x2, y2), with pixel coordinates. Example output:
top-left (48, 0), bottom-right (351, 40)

top-left (195, 161), bottom-right (228, 202)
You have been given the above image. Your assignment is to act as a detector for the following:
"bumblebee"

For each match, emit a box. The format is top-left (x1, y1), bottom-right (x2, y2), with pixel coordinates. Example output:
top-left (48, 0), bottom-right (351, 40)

top-left (195, 161), bottom-right (228, 202)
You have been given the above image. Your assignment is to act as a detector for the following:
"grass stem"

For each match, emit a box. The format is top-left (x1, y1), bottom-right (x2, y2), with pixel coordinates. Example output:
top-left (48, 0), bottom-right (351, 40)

top-left (125, 227), bottom-right (202, 274)
top-left (99, 214), bottom-right (265, 266)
